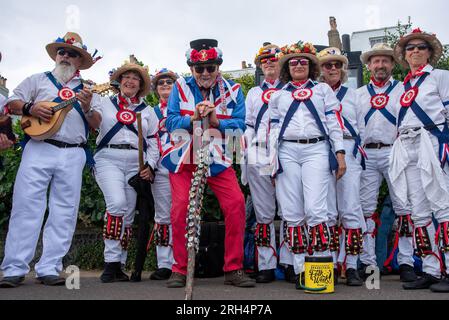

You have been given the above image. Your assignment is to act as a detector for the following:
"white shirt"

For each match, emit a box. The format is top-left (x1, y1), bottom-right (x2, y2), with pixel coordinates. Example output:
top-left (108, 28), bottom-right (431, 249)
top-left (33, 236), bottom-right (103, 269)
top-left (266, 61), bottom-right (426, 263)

top-left (396, 65), bottom-right (449, 131)
top-left (8, 72), bottom-right (87, 144)
top-left (92, 94), bottom-right (160, 169)
top-left (335, 85), bottom-right (365, 142)
top-left (269, 80), bottom-right (344, 152)
top-left (356, 77), bottom-right (403, 145)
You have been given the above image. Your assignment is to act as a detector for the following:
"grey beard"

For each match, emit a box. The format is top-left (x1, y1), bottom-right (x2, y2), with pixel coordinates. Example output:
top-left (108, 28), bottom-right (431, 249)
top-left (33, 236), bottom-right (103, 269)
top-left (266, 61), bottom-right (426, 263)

top-left (52, 63), bottom-right (77, 84)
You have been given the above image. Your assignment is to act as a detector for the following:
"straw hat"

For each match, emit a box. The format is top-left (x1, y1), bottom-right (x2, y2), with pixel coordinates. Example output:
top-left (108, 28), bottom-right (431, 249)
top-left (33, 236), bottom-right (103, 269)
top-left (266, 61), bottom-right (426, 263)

top-left (109, 56), bottom-right (152, 98)
top-left (254, 44), bottom-right (281, 66)
top-left (394, 28), bottom-right (443, 68)
top-left (317, 47), bottom-right (349, 66)
top-left (46, 32), bottom-right (94, 70)
top-left (152, 68), bottom-right (178, 90)
top-left (360, 43), bottom-right (397, 65)
top-left (277, 41), bottom-right (320, 79)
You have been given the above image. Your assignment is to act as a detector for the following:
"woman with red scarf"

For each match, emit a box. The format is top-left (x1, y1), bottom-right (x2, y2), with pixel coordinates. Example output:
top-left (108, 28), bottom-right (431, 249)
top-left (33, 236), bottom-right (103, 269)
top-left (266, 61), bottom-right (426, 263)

top-left (92, 60), bottom-right (159, 283)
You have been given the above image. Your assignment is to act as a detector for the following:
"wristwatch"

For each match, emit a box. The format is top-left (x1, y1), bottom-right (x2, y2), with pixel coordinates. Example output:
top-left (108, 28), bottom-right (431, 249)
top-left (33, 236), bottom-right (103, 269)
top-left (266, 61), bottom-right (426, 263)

top-left (84, 107), bottom-right (94, 117)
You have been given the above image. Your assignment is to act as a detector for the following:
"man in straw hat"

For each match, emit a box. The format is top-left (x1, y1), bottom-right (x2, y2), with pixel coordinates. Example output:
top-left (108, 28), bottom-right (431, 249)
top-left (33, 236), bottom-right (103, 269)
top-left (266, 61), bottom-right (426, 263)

top-left (148, 68), bottom-right (178, 281)
top-left (390, 28), bottom-right (449, 292)
top-left (318, 47), bottom-right (366, 286)
top-left (0, 32), bottom-right (100, 288)
top-left (164, 38), bottom-right (255, 288)
top-left (92, 59), bottom-right (159, 283)
top-left (356, 43), bottom-right (417, 284)
top-left (243, 43), bottom-right (295, 283)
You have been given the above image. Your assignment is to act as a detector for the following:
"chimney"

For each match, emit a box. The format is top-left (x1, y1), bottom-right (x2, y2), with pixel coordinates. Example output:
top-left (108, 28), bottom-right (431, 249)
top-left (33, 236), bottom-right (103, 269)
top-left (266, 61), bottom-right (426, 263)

top-left (242, 61), bottom-right (247, 69)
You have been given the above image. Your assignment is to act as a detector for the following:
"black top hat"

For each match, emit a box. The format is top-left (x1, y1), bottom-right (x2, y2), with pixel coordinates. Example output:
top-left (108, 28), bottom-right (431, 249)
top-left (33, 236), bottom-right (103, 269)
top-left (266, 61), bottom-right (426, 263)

top-left (187, 39), bottom-right (223, 66)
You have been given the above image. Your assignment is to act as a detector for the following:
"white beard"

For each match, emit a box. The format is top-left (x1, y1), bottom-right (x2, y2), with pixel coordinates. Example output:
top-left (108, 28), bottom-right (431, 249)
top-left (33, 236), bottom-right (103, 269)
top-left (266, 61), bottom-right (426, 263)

top-left (52, 62), bottom-right (77, 84)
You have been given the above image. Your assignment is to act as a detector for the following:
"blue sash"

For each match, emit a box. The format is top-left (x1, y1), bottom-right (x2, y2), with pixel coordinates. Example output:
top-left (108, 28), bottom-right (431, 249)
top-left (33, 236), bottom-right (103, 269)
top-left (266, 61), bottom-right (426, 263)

top-left (336, 86), bottom-right (366, 170)
top-left (96, 96), bottom-right (148, 153)
top-left (279, 82), bottom-right (338, 172)
top-left (364, 80), bottom-right (399, 126)
top-left (398, 73), bottom-right (449, 167)
top-left (254, 82), bottom-right (284, 133)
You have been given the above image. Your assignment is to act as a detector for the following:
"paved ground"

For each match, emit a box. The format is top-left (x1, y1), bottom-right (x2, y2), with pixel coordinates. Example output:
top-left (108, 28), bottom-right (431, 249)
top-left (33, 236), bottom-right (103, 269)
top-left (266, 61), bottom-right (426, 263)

top-left (0, 271), bottom-right (447, 300)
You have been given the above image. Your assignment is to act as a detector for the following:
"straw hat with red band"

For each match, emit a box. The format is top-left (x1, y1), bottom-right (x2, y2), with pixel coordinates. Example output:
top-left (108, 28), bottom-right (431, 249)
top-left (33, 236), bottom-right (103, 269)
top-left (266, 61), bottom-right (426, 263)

top-left (46, 32), bottom-right (100, 70)
top-left (109, 59), bottom-right (152, 98)
top-left (394, 28), bottom-right (443, 69)
top-left (186, 39), bottom-right (223, 66)
top-left (254, 44), bottom-right (281, 67)
top-left (277, 41), bottom-right (320, 79)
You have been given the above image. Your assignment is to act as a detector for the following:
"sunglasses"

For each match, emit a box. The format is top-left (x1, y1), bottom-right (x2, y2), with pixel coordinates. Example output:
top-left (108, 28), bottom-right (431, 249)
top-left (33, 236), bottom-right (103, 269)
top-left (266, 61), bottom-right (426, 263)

top-left (57, 48), bottom-right (81, 58)
top-left (157, 79), bottom-right (174, 86)
top-left (260, 56), bottom-right (279, 64)
top-left (289, 58), bottom-right (309, 67)
top-left (194, 65), bottom-right (217, 74)
top-left (405, 43), bottom-right (430, 51)
top-left (323, 61), bottom-right (343, 70)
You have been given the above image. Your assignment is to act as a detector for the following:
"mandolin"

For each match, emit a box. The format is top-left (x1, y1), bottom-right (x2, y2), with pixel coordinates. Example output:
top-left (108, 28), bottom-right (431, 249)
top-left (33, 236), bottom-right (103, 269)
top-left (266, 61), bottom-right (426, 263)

top-left (20, 82), bottom-right (112, 140)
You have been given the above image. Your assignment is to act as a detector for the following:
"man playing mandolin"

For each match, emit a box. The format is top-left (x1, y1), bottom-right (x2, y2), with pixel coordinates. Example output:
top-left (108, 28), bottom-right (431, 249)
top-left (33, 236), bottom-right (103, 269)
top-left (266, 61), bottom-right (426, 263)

top-left (0, 32), bottom-right (100, 288)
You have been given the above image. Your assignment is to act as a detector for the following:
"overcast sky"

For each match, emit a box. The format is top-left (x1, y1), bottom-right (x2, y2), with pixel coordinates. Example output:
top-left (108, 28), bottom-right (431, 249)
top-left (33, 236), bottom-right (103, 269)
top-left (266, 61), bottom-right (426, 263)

top-left (1, 0), bottom-right (447, 90)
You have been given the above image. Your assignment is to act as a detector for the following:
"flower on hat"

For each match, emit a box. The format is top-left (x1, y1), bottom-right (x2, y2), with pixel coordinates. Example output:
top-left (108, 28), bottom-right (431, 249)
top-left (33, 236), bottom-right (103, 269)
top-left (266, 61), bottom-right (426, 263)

top-left (277, 41), bottom-right (317, 58)
top-left (186, 47), bottom-right (222, 64)
top-left (255, 46), bottom-right (281, 61)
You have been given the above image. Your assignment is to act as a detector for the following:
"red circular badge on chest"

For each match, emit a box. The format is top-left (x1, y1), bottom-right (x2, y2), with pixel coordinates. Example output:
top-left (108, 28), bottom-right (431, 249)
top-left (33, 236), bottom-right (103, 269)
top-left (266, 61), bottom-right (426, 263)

top-left (262, 89), bottom-right (278, 104)
top-left (400, 87), bottom-right (419, 107)
top-left (292, 88), bottom-right (313, 101)
top-left (58, 88), bottom-right (76, 101)
top-left (370, 94), bottom-right (389, 110)
top-left (116, 109), bottom-right (137, 125)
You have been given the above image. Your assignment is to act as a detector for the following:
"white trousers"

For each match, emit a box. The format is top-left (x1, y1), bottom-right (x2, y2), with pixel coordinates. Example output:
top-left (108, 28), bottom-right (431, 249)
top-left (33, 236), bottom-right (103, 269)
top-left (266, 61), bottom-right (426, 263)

top-left (399, 134), bottom-right (449, 276)
top-left (151, 166), bottom-right (174, 270)
top-left (276, 141), bottom-right (331, 274)
top-left (247, 164), bottom-right (277, 271)
top-left (1, 140), bottom-right (85, 277)
top-left (94, 149), bottom-right (138, 264)
top-left (360, 146), bottom-right (413, 267)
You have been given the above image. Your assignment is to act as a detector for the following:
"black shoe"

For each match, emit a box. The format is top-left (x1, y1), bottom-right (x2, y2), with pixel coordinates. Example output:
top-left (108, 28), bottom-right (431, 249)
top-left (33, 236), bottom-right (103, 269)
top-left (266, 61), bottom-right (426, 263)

top-left (284, 266), bottom-right (296, 284)
top-left (256, 269), bottom-right (275, 283)
top-left (346, 268), bottom-right (363, 286)
top-left (399, 264), bottom-right (418, 283)
top-left (334, 268), bottom-right (339, 286)
top-left (36, 275), bottom-right (66, 286)
top-left (130, 271), bottom-right (142, 282)
top-left (430, 277), bottom-right (449, 293)
top-left (100, 262), bottom-right (121, 283)
top-left (150, 268), bottom-right (172, 280)
top-left (0, 276), bottom-right (25, 288)
top-left (295, 272), bottom-right (305, 290)
top-left (403, 273), bottom-right (440, 290)
top-left (358, 263), bottom-right (379, 281)
top-left (115, 268), bottom-right (130, 282)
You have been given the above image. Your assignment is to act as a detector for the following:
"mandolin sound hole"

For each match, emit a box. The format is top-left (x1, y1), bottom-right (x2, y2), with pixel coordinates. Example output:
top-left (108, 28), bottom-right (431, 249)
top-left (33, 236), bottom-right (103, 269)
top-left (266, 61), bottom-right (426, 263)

top-left (21, 120), bottom-right (32, 129)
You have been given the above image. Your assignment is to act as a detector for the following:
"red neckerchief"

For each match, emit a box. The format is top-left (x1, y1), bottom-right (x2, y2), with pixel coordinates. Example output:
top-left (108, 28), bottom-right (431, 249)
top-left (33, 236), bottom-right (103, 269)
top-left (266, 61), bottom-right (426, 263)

top-left (118, 94), bottom-right (139, 109)
top-left (292, 80), bottom-right (308, 87)
top-left (370, 76), bottom-right (389, 88)
top-left (160, 99), bottom-right (168, 113)
top-left (266, 79), bottom-right (276, 86)
top-left (403, 64), bottom-right (428, 85)
top-left (331, 81), bottom-right (342, 92)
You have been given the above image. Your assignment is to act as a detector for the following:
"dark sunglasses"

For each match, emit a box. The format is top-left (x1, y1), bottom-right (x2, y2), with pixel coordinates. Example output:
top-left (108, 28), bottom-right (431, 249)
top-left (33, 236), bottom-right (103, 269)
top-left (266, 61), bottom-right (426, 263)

top-left (405, 43), bottom-right (430, 51)
top-left (260, 56), bottom-right (279, 64)
top-left (289, 58), bottom-right (309, 67)
top-left (57, 48), bottom-right (81, 58)
top-left (194, 65), bottom-right (217, 74)
top-left (323, 61), bottom-right (343, 70)
top-left (157, 79), bottom-right (174, 86)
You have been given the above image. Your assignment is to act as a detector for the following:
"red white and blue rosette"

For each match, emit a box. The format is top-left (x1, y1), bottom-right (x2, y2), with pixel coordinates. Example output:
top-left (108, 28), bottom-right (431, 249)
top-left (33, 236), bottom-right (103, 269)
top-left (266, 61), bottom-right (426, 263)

top-left (370, 94), bottom-right (389, 110)
top-left (262, 89), bottom-right (278, 104)
top-left (400, 87), bottom-right (419, 108)
top-left (116, 109), bottom-right (137, 125)
top-left (292, 88), bottom-right (313, 101)
top-left (58, 88), bottom-right (76, 101)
